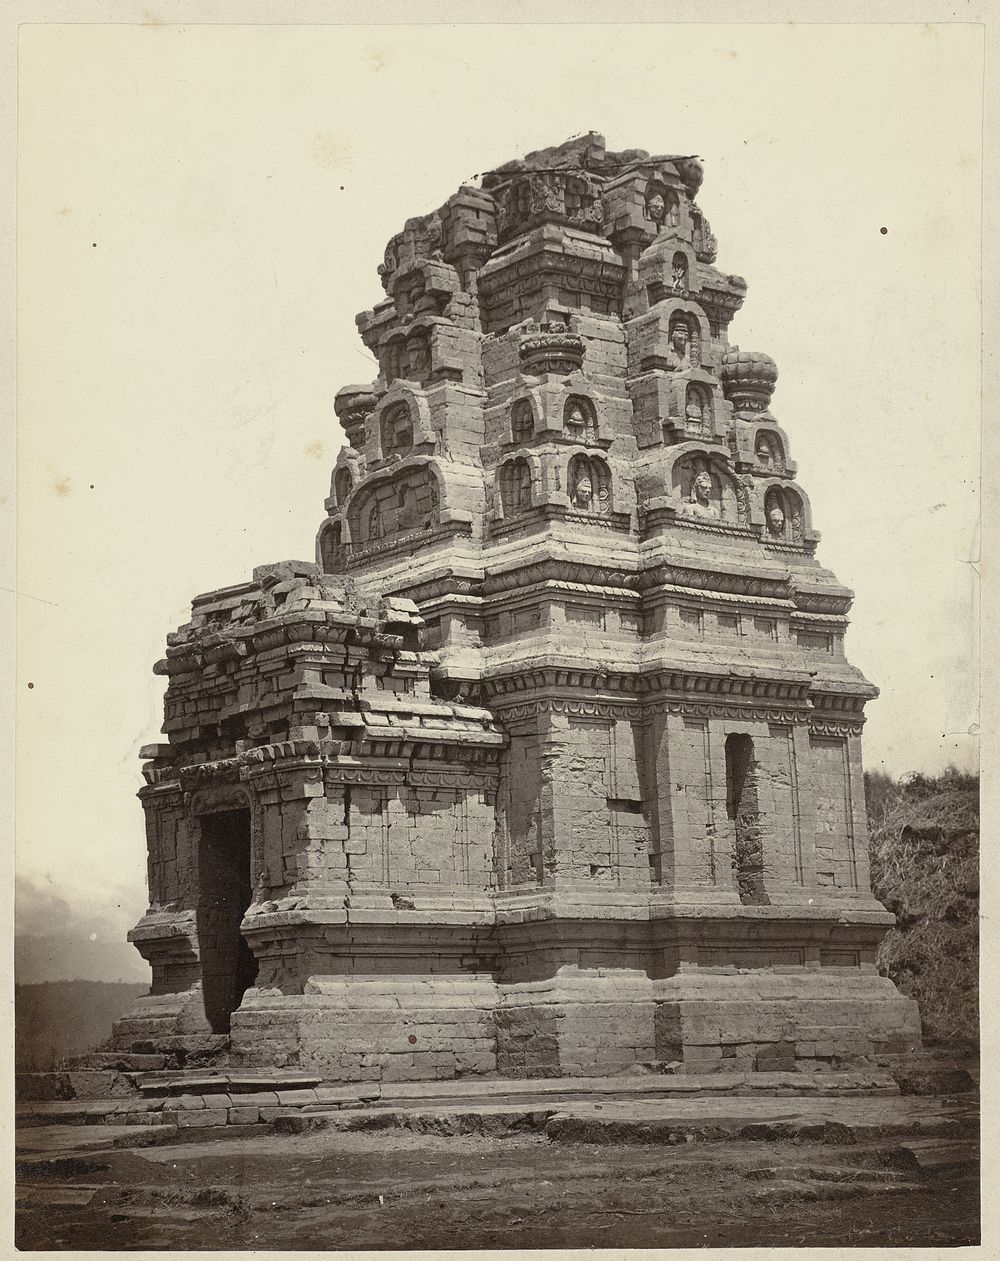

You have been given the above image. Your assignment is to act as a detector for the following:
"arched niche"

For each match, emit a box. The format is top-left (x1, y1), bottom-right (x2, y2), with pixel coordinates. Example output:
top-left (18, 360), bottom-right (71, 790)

top-left (753, 428), bottom-right (786, 474)
top-left (379, 400), bottom-right (415, 459)
top-left (381, 334), bottom-right (408, 385)
top-left (318, 519), bottom-right (346, 573)
top-left (510, 398), bottom-right (534, 444)
top-left (671, 251), bottom-right (689, 295)
top-left (334, 466), bottom-right (353, 507)
top-left (671, 451), bottom-right (738, 523)
top-left (563, 394), bottom-right (598, 443)
top-left (498, 457), bottom-right (533, 517)
top-left (350, 463), bottom-right (442, 546)
top-left (568, 452), bottom-right (612, 515)
top-left (763, 485), bottom-right (805, 543)
top-left (644, 180), bottom-right (680, 230)
top-left (665, 308), bottom-right (703, 370)
top-left (683, 382), bottom-right (713, 436)
top-left (405, 326), bottom-right (432, 380)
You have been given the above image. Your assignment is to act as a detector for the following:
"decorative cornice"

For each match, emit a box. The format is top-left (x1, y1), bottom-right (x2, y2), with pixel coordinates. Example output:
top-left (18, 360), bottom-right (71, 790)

top-left (808, 719), bottom-right (865, 737)
top-left (492, 695), bottom-right (815, 725)
top-left (345, 519), bottom-right (472, 568)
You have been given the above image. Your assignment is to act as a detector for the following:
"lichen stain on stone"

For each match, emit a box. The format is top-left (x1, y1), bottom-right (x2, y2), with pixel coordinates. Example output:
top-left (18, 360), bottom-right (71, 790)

top-left (311, 131), bottom-right (357, 172)
top-left (53, 477), bottom-right (72, 498)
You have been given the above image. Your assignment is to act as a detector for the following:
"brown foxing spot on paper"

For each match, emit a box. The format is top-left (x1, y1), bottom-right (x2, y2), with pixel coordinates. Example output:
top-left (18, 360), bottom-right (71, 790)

top-left (365, 46), bottom-right (391, 72)
top-left (53, 477), bottom-right (72, 498)
top-left (311, 131), bottom-right (357, 171)
top-left (305, 440), bottom-right (325, 461)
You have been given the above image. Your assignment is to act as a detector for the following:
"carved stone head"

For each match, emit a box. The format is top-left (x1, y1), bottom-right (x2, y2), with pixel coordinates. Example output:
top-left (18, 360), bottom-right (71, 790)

top-left (646, 193), bottom-right (665, 225)
top-left (573, 471), bottom-right (593, 508)
top-left (692, 468), bottom-right (713, 505)
top-left (767, 505), bottom-right (786, 535)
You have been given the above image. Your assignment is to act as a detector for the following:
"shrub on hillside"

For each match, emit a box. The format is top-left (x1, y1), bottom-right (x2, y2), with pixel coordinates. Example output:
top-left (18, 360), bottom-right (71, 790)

top-left (866, 769), bottom-right (979, 1047)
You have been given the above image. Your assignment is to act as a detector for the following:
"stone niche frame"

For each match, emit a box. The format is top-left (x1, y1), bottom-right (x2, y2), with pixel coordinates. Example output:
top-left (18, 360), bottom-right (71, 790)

top-left (631, 298), bottom-right (715, 376)
top-left (316, 515), bottom-right (347, 573)
top-left (601, 165), bottom-right (691, 263)
top-left (347, 456), bottom-right (446, 547)
top-left (638, 238), bottom-right (700, 307)
top-left (735, 419), bottom-right (798, 478)
top-left (494, 452), bottom-right (542, 522)
top-left (368, 386), bottom-right (435, 466)
top-left (761, 480), bottom-right (811, 545)
top-left (650, 442), bottom-right (744, 525)
top-left (496, 386), bottom-right (545, 447)
top-left (660, 368), bottom-right (727, 444)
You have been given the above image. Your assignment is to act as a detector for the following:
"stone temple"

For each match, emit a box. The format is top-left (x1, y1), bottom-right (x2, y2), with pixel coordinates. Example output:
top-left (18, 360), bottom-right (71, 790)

top-left (118, 133), bottom-right (920, 1080)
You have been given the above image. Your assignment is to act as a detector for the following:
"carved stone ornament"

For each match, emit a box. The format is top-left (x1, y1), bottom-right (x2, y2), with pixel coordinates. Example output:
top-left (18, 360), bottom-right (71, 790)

top-left (519, 323), bottom-right (585, 375)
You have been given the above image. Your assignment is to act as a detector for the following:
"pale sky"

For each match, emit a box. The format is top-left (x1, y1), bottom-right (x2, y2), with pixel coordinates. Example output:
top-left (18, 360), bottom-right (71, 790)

top-left (14, 21), bottom-right (982, 980)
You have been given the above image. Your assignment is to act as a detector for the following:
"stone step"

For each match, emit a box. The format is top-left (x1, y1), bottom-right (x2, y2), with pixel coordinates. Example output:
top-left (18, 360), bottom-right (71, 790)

top-left (17, 1101), bottom-right (127, 1128)
top-left (291, 1068), bottom-right (900, 1113)
top-left (14, 1122), bottom-right (163, 1153)
top-left (16, 1070), bottom-right (140, 1102)
top-left (272, 1091), bottom-right (978, 1146)
top-left (896, 1137), bottom-right (980, 1171)
top-left (136, 1071), bottom-right (322, 1097)
top-left (543, 1097), bottom-right (979, 1147)
top-left (61, 1052), bottom-right (173, 1072)
top-left (890, 1066), bottom-right (978, 1096)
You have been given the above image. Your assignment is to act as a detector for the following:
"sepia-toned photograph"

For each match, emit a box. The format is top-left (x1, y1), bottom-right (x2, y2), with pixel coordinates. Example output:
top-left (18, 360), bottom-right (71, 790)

top-left (12, 11), bottom-right (983, 1252)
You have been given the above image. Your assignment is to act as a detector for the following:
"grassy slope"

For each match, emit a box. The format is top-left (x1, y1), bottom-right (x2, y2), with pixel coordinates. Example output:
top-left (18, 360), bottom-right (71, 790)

top-left (867, 770), bottom-right (979, 1046)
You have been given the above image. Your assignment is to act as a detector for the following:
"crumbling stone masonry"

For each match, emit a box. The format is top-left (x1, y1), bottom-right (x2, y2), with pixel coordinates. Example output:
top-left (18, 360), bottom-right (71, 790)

top-left (119, 133), bottom-right (920, 1080)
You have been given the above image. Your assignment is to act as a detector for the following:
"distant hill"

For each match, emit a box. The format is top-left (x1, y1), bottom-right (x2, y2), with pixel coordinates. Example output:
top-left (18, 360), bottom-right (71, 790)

top-left (15, 980), bottom-right (150, 1071)
top-left (867, 769), bottom-right (979, 1047)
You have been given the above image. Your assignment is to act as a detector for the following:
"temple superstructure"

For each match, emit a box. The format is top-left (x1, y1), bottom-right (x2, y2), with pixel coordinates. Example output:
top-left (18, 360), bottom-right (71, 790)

top-left (120, 134), bottom-right (920, 1078)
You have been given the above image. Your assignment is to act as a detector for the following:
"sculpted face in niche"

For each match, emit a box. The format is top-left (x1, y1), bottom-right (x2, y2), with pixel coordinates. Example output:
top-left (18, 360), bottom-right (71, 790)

top-left (646, 193), bottom-right (666, 226)
top-left (572, 471), bottom-right (593, 508)
top-left (767, 505), bottom-right (786, 535)
top-left (756, 436), bottom-right (774, 469)
top-left (667, 320), bottom-right (691, 370)
top-left (680, 462), bottom-right (719, 519)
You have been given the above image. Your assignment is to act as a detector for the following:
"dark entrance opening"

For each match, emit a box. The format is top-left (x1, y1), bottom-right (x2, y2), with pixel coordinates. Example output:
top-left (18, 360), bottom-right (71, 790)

top-left (196, 808), bottom-right (258, 1033)
top-left (725, 734), bottom-right (770, 906)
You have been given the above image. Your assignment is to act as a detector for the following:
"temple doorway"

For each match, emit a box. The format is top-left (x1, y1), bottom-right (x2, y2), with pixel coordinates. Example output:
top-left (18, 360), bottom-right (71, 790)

top-left (196, 808), bottom-right (258, 1033)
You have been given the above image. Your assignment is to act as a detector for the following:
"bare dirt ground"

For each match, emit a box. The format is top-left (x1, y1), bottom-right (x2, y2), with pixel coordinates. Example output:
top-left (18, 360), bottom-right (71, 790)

top-left (16, 1126), bottom-right (979, 1250)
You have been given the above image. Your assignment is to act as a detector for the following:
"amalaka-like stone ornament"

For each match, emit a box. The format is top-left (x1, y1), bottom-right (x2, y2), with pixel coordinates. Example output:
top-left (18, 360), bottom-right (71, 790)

top-left (117, 132), bottom-right (920, 1080)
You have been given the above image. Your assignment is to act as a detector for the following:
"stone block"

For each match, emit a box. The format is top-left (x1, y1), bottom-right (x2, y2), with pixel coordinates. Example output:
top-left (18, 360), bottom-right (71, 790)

top-left (175, 1108), bottom-right (229, 1128)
